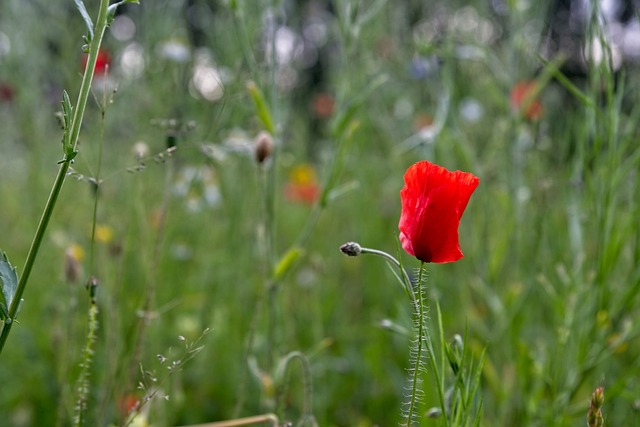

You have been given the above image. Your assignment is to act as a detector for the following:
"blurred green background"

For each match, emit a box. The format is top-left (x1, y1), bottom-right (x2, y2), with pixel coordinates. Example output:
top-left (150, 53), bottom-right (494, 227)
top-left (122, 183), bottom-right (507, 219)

top-left (1, 0), bottom-right (639, 426)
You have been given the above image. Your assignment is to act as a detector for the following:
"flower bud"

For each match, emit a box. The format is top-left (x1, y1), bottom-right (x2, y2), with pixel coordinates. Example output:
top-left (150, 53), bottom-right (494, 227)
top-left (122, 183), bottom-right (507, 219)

top-left (587, 386), bottom-right (605, 427)
top-left (340, 242), bottom-right (362, 257)
top-left (592, 386), bottom-right (604, 409)
top-left (254, 131), bottom-right (274, 164)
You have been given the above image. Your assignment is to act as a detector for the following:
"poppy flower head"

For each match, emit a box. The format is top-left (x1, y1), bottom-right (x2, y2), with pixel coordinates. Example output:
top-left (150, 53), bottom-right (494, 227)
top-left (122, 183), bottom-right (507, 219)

top-left (399, 161), bottom-right (479, 263)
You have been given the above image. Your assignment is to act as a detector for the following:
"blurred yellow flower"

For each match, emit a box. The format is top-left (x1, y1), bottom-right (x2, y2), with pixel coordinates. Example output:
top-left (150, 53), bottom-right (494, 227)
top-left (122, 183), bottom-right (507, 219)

top-left (94, 224), bottom-right (114, 243)
top-left (289, 163), bottom-right (317, 185)
top-left (66, 243), bottom-right (85, 262)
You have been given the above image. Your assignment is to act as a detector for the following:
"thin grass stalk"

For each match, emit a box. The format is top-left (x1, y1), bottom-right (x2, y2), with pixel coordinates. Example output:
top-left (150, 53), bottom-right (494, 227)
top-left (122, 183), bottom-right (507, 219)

top-left (73, 76), bottom-right (110, 423)
top-left (87, 74), bottom-right (110, 278)
top-left (129, 153), bottom-right (174, 379)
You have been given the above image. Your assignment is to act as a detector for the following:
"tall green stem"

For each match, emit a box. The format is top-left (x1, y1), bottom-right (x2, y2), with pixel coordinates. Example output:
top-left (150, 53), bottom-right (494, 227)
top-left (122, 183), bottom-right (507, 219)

top-left (0, 0), bottom-right (111, 356)
top-left (406, 262), bottom-right (426, 425)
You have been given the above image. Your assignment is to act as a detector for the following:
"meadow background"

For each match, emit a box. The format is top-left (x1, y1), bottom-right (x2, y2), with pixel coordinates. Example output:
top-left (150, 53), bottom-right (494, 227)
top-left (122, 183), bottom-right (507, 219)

top-left (1, 0), bottom-right (639, 426)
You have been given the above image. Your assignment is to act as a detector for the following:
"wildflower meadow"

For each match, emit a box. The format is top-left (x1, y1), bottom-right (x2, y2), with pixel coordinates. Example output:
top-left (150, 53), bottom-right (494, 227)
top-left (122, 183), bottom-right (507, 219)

top-left (1, 1), bottom-right (639, 426)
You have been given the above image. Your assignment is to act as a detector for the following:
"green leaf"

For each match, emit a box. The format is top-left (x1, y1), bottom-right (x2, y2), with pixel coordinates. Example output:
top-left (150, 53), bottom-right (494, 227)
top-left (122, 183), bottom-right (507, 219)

top-left (0, 251), bottom-right (19, 321)
top-left (246, 81), bottom-right (275, 134)
top-left (107, 0), bottom-right (142, 24)
top-left (61, 90), bottom-right (74, 154)
top-left (273, 247), bottom-right (303, 281)
top-left (73, 0), bottom-right (94, 40)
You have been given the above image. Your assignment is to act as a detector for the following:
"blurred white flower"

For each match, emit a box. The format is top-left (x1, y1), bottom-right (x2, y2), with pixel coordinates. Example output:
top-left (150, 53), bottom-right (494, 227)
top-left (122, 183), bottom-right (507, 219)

top-left (222, 129), bottom-right (254, 155)
top-left (459, 97), bottom-right (484, 123)
top-left (157, 39), bottom-right (191, 63)
top-left (190, 50), bottom-right (226, 101)
top-left (264, 25), bottom-right (302, 66)
top-left (110, 15), bottom-right (136, 41)
top-left (120, 43), bottom-right (146, 79)
top-left (393, 98), bottom-right (414, 120)
top-left (173, 165), bottom-right (221, 212)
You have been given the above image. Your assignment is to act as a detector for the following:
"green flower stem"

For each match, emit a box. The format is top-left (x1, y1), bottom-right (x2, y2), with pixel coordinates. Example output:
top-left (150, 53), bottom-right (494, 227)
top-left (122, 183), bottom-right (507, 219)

top-left (406, 262), bottom-right (426, 425)
top-left (0, 0), bottom-right (111, 356)
top-left (339, 244), bottom-right (429, 424)
top-left (275, 351), bottom-right (317, 425)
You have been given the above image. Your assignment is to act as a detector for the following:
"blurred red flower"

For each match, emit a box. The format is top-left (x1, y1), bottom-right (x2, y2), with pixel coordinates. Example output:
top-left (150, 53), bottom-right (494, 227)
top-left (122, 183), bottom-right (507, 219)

top-left (311, 92), bottom-right (335, 119)
top-left (510, 81), bottom-right (542, 121)
top-left (118, 393), bottom-right (138, 416)
top-left (0, 82), bottom-right (14, 102)
top-left (81, 48), bottom-right (111, 76)
top-left (285, 183), bottom-right (319, 204)
top-left (399, 161), bottom-right (479, 263)
top-left (284, 163), bottom-right (320, 205)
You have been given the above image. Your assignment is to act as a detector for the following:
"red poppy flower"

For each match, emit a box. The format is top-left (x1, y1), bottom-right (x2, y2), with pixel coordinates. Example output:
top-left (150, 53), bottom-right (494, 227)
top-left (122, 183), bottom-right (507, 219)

top-left (510, 81), bottom-right (542, 121)
top-left (399, 161), bottom-right (479, 263)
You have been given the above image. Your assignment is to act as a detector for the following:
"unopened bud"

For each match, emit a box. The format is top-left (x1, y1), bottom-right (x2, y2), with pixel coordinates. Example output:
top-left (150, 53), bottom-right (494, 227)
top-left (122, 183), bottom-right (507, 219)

top-left (340, 242), bottom-right (362, 257)
top-left (254, 131), bottom-right (274, 164)
top-left (450, 334), bottom-right (464, 359)
top-left (85, 276), bottom-right (99, 299)
top-left (593, 386), bottom-right (604, 409)
top-left (587, 386), bottom-right (605, 427)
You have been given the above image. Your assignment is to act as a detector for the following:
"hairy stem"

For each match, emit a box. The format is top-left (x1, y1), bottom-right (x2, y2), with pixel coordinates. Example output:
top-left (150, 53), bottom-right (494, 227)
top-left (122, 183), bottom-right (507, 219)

top-left (74, 297), bottom-right (99, 427)
top-left (275, 351), bottom-right (317, 426)
top-left (405, 262), bottom-right (426, 425)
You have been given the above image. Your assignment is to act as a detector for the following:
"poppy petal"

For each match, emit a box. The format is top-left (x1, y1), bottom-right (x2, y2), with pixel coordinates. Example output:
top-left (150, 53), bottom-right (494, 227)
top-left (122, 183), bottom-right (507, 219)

top-left (399, 161), bottom-right (479, 263)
